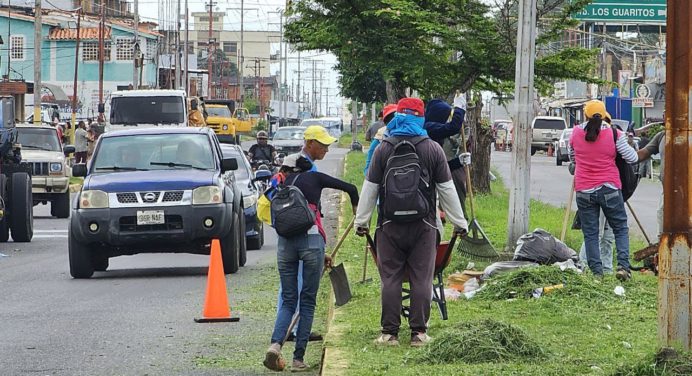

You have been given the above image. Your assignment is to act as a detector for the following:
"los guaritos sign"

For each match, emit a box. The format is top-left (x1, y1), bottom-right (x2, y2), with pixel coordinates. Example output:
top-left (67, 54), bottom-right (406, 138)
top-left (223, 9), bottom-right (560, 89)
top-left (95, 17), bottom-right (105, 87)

top-left (574, 0), bottom-right (666, 24)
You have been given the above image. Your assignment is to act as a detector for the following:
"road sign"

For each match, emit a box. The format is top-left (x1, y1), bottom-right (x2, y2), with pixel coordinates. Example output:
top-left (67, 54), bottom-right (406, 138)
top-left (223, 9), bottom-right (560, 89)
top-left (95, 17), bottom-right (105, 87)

top-left (574, 0), bottom-right (666, 24)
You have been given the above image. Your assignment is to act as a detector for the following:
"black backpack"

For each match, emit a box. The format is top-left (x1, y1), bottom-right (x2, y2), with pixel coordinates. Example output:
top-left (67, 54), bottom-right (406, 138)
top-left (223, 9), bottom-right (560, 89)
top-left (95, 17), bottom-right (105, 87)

top-left (379, 136), bottom-right (433, 222)
top-left (612, 125), bottom-right (640, 201)
top-left (270, 174), bottom-right (316, 237)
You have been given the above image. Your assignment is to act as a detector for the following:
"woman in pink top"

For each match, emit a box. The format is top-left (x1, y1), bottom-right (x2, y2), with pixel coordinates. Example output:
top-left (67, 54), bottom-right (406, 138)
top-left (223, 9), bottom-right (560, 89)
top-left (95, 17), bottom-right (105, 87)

top-left (570, 100), bottom-right (638, 280)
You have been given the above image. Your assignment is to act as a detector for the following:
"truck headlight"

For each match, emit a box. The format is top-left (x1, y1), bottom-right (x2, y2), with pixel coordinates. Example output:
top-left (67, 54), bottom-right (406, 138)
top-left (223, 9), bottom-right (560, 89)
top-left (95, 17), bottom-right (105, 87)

top-left (243, 194), bottom-right (257, 209)
top-left (193, 186), bottom-right (223, 205)
top-left (50, 162), bottom-right (63, 173)
top-left (222, 124), bottom-right (229, 131)
top-left (80, 190), bottom-right (109, 209)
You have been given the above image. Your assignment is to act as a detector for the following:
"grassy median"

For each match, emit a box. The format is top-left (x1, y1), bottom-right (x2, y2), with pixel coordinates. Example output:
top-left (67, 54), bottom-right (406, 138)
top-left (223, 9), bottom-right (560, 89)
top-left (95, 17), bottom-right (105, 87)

top-left (324, 150), bottom-right (661, 376)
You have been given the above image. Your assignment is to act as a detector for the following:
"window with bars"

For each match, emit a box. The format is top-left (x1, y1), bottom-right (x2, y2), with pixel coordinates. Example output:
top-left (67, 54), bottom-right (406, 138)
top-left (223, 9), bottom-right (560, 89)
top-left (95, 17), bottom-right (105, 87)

top-left (146, 40), bottom-right (157, 60)
top-left (10, 35), bottom-right (24, 61)
top-left (223, 42), bottom-right (237, 54)
top-left (116, 38), bottom-right (134, 61)
top-left (82, 41), bottom-right (112, 61)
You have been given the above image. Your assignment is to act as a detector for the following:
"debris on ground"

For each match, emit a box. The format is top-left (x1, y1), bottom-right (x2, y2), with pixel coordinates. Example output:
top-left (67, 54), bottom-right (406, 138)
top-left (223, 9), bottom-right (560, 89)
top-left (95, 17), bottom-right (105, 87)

top-left (614, 286), bottom-right (626, 296)
top-left (416, 319), bottom-right (545, 364)
top-left (475, 266), bottom-right (602, 300)
top-left (483, 261), bottom-right (539, 279)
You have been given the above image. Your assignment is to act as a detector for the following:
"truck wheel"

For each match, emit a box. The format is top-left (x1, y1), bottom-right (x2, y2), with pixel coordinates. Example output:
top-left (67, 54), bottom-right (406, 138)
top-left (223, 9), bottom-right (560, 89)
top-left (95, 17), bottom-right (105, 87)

top-left (556, 151), bottom-right (563, 166)
top-left (239, 212), bottom-right (247, 267)
top-left (220, 214), bottom-right (240, 274)
top-left (69, 230), bottom-right (94, 278)
top-left (52, 191), bottom-right (71, 219)
top-left (91, 254), bottom-right (109, 272)
top-left (530, 147), bottom-right (537, 156)
top-left (0, 175), bottom-right (8, 242)
top-left (10, 172), bottom-right (33, 242)
top-left (247, 222), bottom-right (264, 250)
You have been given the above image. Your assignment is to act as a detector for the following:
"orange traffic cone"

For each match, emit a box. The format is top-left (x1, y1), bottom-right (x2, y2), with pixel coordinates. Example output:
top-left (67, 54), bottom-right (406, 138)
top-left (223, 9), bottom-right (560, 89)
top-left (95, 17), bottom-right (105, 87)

top-left (194, 239), bottom-right (240, 323)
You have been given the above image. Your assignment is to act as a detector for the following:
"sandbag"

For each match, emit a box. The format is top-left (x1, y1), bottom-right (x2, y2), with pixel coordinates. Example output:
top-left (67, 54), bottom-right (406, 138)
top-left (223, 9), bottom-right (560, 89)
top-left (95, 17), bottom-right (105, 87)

top-left (513, 229), bottom-right (577, 265)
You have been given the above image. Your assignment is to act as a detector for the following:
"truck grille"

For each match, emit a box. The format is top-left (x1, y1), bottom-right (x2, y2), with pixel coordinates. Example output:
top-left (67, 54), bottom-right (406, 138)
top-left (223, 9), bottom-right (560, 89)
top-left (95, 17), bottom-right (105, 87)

top-left (116, 193), bottom-right (138, 204)
top-left (163, 191), bottom-right (184, 202)
top-left (31, 162), bottom-right (49, 176)
top-left (119, 215), bottom-right (184, 232)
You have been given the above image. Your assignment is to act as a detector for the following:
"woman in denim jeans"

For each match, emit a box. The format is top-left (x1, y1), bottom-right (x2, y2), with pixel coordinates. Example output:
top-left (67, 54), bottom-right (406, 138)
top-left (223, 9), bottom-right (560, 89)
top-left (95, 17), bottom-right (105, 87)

top-left (570, 100), bottom-right (638, 280)
top-left (264, 155), bottom-right (359, 372)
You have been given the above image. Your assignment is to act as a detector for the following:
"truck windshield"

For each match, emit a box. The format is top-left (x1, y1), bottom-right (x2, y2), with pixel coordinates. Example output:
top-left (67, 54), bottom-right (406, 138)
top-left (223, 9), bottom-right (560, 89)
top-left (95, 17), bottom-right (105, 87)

top-left (207, 107), bottom-right (232, 118)
top-left (16, 128), bottom-right (61, 152)
top-left (110, 96), bottom-right (185, 125)
top-left (92, 133), bottom-right (215, 171)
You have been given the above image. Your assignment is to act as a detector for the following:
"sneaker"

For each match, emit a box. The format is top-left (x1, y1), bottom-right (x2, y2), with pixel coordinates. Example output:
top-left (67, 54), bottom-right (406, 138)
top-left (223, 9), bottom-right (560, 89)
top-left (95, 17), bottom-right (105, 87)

top-left (263, 343), bottom-right (285, 371)
top-left (291, 360), bottom-right (310, 372)
top-left (374, 334), bottom-right (399, 346)
top-left (616, 266), bottom-right (632, 281)
top-left (410, 332), bottom-right (432, 347)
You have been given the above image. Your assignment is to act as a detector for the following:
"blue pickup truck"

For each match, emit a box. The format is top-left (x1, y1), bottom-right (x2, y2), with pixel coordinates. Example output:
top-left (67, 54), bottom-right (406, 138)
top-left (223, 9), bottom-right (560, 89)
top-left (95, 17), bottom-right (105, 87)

top-left (69, 127), bottom-right (246, 278)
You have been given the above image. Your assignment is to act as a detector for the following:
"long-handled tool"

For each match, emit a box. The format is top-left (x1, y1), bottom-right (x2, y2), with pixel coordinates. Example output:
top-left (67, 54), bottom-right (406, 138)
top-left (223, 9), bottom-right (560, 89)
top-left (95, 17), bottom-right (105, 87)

top-left (326, 217), bottom-right (354, 306)
top-left (560, 177), bottom-right (576, 242)
top-left (627, 201), bottom-right (659, 262)
top-left (457, 119), bottom-right (498, 259)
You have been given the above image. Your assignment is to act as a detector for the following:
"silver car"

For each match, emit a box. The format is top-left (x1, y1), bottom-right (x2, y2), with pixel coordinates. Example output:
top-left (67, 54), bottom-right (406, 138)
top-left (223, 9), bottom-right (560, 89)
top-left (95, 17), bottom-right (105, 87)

top-left (555, 128), bottom-right (572, 166)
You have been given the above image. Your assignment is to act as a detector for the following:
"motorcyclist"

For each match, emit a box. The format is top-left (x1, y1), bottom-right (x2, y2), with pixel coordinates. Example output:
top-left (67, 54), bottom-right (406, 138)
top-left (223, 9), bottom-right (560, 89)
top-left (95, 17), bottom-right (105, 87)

top-left (248, 131), bottom-right (277, 170)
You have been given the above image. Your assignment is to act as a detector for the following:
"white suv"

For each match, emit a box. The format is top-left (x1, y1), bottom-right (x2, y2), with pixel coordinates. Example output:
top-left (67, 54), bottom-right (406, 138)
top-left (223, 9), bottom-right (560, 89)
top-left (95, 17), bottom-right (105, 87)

top-left (16, 125), bottom-right (74, 218)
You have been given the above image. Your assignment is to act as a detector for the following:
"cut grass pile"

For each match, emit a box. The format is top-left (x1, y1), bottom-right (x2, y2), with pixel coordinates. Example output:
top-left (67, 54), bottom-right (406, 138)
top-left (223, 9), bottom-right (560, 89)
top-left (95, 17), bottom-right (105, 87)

top-left (416, 319), bottom-right (545, 365)
top-left (613, 349), bottom-right (692, 376)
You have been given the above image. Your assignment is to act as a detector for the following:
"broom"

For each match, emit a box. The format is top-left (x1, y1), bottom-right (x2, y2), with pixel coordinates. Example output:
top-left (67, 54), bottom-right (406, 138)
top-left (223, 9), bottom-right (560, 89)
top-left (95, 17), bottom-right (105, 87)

top-left (457, 116), bottom-right (498, 260)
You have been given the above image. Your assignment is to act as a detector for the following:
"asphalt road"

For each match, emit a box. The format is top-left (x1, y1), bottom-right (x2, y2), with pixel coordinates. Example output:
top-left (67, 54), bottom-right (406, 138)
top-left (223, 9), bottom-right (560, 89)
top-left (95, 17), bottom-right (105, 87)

top-left (492, 150), bottom-right (662, 240)
top-left (0, 146), bottom-right (348, 375)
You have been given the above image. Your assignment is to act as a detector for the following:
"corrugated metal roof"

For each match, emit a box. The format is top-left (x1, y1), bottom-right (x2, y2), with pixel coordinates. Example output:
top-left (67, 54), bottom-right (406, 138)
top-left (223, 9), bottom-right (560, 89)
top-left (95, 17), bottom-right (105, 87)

top-left (47, 27), bottom-right (111, 40)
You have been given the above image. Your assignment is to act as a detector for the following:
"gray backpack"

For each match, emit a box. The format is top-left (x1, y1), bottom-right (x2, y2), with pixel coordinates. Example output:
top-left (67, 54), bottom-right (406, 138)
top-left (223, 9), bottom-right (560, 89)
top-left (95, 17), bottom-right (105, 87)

top-left (379, 136), bottom-right (433, 222)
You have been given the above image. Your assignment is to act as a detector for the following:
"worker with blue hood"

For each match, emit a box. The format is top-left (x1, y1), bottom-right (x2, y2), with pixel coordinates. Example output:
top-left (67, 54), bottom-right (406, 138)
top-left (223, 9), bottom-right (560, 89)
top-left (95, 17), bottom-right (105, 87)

top-left (424, 93), bottom-right (471, 216)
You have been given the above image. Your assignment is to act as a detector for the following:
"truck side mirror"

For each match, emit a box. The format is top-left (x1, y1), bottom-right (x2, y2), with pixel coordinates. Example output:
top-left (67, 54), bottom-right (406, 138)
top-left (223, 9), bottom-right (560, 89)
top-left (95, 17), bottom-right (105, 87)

top-left (63, 145), bottom-right (76, 155)
top-left (72, 163), bottom-right (87, 177)
top-left (221, 158), bottom-right (238, 172)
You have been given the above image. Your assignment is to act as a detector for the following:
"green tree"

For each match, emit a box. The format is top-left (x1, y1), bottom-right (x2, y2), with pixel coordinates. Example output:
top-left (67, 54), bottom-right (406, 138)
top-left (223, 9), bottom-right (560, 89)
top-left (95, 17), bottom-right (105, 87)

top-left (285, 0), bottom-right (596, 102)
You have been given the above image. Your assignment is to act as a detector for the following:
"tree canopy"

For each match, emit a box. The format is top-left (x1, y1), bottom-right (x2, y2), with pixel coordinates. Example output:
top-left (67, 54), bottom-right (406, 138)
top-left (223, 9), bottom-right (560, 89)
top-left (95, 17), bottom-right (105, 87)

top-left (285, 0), bottom-right (597, 102)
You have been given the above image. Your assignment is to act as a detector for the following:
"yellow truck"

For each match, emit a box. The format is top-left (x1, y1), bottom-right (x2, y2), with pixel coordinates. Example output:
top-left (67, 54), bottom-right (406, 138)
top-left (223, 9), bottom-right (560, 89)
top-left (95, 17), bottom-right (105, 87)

top-left (204, 104), bottom-right (237, 144)
top-left (203, 99), bottom-right (254, 143)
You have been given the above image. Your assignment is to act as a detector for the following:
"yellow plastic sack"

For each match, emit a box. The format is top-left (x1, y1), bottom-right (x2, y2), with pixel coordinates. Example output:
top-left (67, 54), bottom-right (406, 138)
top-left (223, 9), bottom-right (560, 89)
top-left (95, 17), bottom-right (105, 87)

top-left (257, 193), bottom-right (272, 225)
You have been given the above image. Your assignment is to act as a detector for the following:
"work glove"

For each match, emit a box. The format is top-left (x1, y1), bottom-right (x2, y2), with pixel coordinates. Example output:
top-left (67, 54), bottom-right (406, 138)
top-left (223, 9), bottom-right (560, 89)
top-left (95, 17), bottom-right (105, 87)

top-left (458, 152), bottom-right (472, 166)
top-left (568, 162), bottom-right (576, 176)
top-left (355, 226), bottom-right (369, 237)
top-left (453, 93), bottom-right (467, 111)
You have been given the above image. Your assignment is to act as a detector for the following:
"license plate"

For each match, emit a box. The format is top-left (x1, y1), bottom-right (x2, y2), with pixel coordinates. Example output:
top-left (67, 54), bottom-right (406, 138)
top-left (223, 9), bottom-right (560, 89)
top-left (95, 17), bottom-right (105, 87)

top-left (136, 210), bottom-right (165, 225)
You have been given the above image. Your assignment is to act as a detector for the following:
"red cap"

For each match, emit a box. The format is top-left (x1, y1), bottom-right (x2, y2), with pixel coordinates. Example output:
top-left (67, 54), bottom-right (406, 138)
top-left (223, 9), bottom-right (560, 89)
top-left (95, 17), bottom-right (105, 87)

top-left (396, 97), bottom-right (424, 117)
top-left (382, 104), bottom-right (398, 121)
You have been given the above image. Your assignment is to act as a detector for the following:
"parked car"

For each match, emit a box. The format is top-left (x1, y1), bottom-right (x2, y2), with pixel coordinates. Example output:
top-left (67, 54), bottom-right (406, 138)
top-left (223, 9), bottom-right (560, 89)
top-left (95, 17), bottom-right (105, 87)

top-left (16, 125), bottom-right (75, 218)
top-left (554, 128), bottom-right (573, 166)
top-left (69, 127), bottom-right (245, 278)
top-left (300, 117), bottom-right (343, 139)
top-left (220, 144), bottom-right (265, 250)
top-left (531, 116), bottom-right (567, 155)
top-left (272, 126), bottom-right (306, 155)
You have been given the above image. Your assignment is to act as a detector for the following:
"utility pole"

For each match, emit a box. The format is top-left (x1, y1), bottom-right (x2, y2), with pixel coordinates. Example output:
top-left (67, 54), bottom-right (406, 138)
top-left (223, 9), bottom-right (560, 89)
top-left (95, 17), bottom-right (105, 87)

top-left (71, 7), bottom-right (82, 144)
top-left (312, 60), bottom-right (316, 116)
top-left (282, 10), bottom-right (287, 121)
top-left (184, 0), bottom-right (189, 93)
top-left (133, 0), bottom-right (139, 89)
top-left (507, 0), bottom-right (537, 248)
top-left (239, 0), bottom-right (245, 106)
top-left (175, 0), bottom-right (181, 90)
top-left (277, 12), bottom-right (283, 122)
top-left (98, 0), bottom-right (105, 122)
top-left (297, 50), bottom-right (301, 113)
top-left (658, 0), bottom-right (692, 351)
top-left (319, 70), bottom-right (323, 116)
top-left (33, 0), bottom-right (41, 125)
top-left (206, 1), bottom-right (215, 98)
top-left (325, 87), bottom-right (329, 116)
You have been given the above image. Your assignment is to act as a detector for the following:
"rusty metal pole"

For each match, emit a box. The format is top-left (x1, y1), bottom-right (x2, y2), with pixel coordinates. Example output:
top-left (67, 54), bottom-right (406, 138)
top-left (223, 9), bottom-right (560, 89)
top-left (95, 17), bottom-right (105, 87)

top-left (658, 0), bottom-right (692, 350)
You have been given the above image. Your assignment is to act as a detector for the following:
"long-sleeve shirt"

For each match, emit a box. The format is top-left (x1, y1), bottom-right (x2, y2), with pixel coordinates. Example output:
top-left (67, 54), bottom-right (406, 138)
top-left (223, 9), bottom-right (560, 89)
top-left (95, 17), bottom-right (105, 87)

top-left (424, 107), bottom-right (466, 147)
top-left (355, 137), bottom-right (468, 232)
top-left (569, 122), bottom-right (638, 192)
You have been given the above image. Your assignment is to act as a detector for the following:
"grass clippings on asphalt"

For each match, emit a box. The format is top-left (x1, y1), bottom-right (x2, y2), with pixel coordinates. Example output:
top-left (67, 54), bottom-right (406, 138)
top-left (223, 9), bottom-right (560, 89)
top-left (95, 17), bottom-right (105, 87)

top-left (416, 319), bottom-right (545, 365)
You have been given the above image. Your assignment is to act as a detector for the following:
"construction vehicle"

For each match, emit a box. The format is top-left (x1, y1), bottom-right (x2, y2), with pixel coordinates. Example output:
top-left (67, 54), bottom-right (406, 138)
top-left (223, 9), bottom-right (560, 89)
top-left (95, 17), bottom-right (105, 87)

top-left (203, 99), bottom-right (252, 143)
top-left (0, 90), bottom-right (34, 242)
top-left (204, 103), bottom-right (237, 144)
